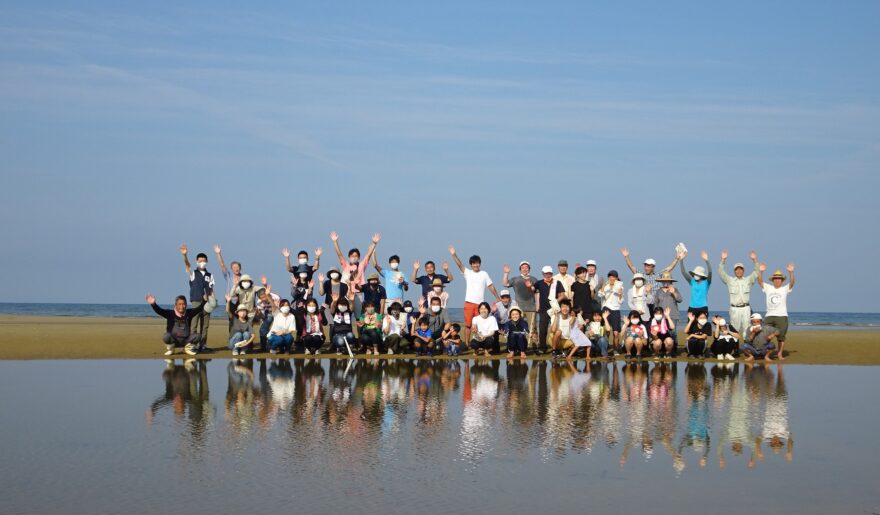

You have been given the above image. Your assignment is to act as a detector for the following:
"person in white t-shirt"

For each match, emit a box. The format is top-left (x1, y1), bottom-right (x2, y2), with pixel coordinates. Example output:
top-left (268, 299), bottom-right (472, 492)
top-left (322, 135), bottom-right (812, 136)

top-left (449, 245), bottom-right (502, 344)
top-left (470, 302), bottom-right (500, 357)
top-left (758, 263), bottom-right (795, 360)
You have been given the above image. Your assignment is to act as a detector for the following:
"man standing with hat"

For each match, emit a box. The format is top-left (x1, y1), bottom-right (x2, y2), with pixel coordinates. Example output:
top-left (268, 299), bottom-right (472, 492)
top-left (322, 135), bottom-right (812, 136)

top-left (654, 271), bottom-right (683, 355)
top-left (718, 249), bottom-right (760, 334)
top-left (678, 249), bottom-right (712, 317)
top-left (758, 262), bottom-right (796, 360)
top-left (584, 259), bottom-right (603, 312)
top-left (552, 260), bottom-right (575, 303)
top-left (503, 261), bottom-right (540, 349)
top-left (620, 248), bottom-right (680, 314)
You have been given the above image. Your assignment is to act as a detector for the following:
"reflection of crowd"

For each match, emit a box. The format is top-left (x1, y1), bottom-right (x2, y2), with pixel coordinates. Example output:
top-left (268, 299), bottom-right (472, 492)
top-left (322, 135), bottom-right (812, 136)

top-left (146, 358), bottom-right (793, 473)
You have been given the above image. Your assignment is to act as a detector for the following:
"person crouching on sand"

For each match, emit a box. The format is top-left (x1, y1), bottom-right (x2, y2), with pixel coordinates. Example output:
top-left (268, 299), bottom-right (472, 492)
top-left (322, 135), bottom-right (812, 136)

top-left (147, 292), bottom-right (216, 356)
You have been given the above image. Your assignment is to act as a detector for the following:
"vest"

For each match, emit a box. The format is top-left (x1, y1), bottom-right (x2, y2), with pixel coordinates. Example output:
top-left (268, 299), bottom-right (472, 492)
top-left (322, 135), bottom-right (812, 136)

top-left (190, 270), bottom-right (212, 302)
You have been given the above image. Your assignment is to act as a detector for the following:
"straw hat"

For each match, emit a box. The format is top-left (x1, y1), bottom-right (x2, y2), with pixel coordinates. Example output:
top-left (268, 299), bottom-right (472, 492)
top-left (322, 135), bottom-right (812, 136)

top-left (657, 272), bottom-right (677, 283)
top-left (431, 278), bottom-right (445, 288)
top-left (771, 270), bottom-right (786, 280)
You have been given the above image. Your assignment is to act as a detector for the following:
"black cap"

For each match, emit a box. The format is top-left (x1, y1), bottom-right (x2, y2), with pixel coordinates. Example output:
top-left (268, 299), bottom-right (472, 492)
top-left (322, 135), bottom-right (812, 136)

top-left (608, 270), bottom-right (619, 278)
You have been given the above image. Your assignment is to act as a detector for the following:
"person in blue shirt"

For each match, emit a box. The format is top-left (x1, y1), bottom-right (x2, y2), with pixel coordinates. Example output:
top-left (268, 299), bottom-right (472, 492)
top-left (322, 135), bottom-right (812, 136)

top-left (372, 253), bottom-right (409, 308)
top-left (411, 259), bottom-right (454, 304)
top-left (678, 249), bottom-right (712, 317)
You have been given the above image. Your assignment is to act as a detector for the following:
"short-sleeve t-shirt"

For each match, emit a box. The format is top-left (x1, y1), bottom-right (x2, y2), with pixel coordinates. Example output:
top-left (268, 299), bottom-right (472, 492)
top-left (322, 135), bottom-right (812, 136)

top-left (415, 274), bottom-right (450, 298)
top-left (687, 321), bottom-right (712, 337)
top-left (463, 269), bottom-right (493, 304)
top-left (571, 281), bottom-right (593, 314)
top-left (472, 315), bottom-right (499, 338)
top-left (381, 269), bottom-right (407, 300)
top-left (507, 275), bottom-right (538, 311)
top-left (762, 283), bottom-right (791, 317)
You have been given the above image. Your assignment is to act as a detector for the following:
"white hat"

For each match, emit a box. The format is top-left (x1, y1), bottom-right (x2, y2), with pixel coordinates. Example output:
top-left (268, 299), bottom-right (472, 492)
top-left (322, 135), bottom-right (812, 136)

top-left (690, 266), bottom-right (708, 279)
top-left (499, 289), bottom-right (511, 297)
top-left (750, 313), bottom-right (763, 321)
top-left (586, 260), bottom-right (597, 266)
top-left (541, 266), bottom-right (553, 274)
top-left (518, 261), bottom-right (531, 269)
top-left (632, 273), bottom-right (645, 283)
top-left (717, 318), bottom-right (727, 326)
top-left (644, 258), bottom-right (657, 265)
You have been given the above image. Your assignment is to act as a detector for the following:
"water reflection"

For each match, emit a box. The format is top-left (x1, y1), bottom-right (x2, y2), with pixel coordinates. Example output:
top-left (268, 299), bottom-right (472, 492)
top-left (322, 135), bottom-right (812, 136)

top-left (148, 358), bottom-right (793, 474)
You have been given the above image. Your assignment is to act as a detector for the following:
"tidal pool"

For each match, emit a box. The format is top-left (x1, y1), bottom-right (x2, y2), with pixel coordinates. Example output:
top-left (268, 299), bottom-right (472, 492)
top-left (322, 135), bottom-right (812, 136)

top-left (0, 359), bottom-right (876, 514)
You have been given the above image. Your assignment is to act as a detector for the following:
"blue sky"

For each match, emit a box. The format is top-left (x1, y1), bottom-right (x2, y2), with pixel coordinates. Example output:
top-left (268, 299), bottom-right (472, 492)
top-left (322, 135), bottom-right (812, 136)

top-left (0, 1), bottom-right (877, 312)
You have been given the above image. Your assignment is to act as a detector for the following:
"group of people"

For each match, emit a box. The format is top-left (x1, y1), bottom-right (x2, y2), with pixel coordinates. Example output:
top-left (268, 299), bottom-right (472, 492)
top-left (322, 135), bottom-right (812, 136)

top-left (146, 233), bottom-right (796, 363)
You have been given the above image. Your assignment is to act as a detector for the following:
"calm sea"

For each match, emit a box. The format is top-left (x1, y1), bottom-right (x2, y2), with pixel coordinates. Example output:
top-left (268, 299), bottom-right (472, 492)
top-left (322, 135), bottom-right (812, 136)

top-left (0, 303), bottom-right (877, 330)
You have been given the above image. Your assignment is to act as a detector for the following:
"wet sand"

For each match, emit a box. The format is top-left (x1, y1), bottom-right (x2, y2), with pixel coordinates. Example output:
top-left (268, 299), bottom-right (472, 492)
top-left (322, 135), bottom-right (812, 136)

top-left (1, 315), bottom-right (878, 364)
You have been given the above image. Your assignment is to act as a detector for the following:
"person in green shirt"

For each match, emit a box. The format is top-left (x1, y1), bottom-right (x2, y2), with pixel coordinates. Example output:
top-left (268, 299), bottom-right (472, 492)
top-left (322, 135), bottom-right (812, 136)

top-left (718, 249), bottom-right (760, 334)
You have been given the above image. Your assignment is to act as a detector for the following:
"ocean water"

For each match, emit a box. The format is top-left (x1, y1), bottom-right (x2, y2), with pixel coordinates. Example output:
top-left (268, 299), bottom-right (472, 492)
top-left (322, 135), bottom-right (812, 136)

top-left (0, 302), bottom-right (878, 330)
top-left (0, 359), bottom-right (877, 514)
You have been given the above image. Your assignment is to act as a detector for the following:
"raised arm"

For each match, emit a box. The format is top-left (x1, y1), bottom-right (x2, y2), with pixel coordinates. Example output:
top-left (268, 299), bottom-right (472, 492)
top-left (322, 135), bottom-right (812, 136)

top-left (718, 249), bottom-right (730, 285)
top-left (411, 261), bottom-right (421, 283)
top-left (620, 248), bottom-right (637, 274)
top-left (747, 250), bottom-right (759, 284)
top-left (662, 252), bottom-right (682, 274)
top-left (502, 264), bottom-right (511, 287)
top-left (701, 250), bottom-right (712, 282)
top-left (214, 244), bottom-right (228, 277)
top-left (448, 245), bottom-right (466, 273)
top-left (317, 273), bottom-right (326, 297)
top-left (330, 231), bottom-right (344, 262)
top-left (313, 247), bottom-right (322, 272)
top-left (363, 233), bottom-right (381, 266)
top-left (787, 263), bottom-right (796, 290)
top-left (372, 252), bottom-right (383, 274)
top-left (282, 247), bottom-right (292, 272)
top-left (442, 261), bottom-right (453, 282)
top-left (180, 244), bottom-right (191, 275)
top-left (757, 262), bottom-right (767, 287)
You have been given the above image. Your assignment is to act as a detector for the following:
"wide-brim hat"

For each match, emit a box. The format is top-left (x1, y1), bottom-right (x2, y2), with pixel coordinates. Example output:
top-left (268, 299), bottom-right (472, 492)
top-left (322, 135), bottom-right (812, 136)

top-left (771, 270), bottom-right (786, 280)
top-left (689, 266), bottom-right (708, 279)
top-left (326, 268), bottom-right (341, 278)
top-left (632, 273), bottom-right (645, 283)
top-left (367, 272), bottom-right (380, 281)
top-left (239, 274), bottom-right (253, 283)
top-left (657, 272), bottom-right (677, 282)
top-left (509, 306), bottom-right (523, 316)
top-left (431, 278), bottom-right (445, 287)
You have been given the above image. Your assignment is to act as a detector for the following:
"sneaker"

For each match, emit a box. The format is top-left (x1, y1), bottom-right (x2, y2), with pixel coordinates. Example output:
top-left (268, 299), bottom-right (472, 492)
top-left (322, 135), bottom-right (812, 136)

top-left (388, 349), bottom-right (394, 355)
top-left (270, 349), bottom-right (278, 355)
top-left (336, 351), bottom-right (342, 355)
top-left (164, 348), bottom-right (174, 356)
top-left (232, 349), bottom-right (240, 356)
top-left (314, 350), bottom-right (321, 355)
top-left (725, 353), bottom-right (735, 361)
top-left (305, 349), bottom-right (312, 355)
top-left (184, 345), bottom-right (198, 356)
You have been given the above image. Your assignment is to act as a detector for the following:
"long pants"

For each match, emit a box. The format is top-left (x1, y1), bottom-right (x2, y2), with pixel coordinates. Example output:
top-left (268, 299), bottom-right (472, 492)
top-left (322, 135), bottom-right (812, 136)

top-left (711, 336), bottom-right (738, 357)
top-left (686, 337), bottom-right (706, 357)
top-left (268, 333), bottom-right (293, 352)
top-left (228, 330), bottom-right (252, 350)
top-left (189, 300), bottom-right (211, 348)
top-left (590, 336), bottom-right (609, 357)
top-left (302, 334), bottom-right (324, 352)
top-left (360, 328), bottom-right (382, 349)
top-left (163, 332), bottom-right (199, 351)
top-left (332, 332), bottom-right (355, 352)
top-left (538, 312), bottom-right (551, 352)
top-left (385, 333), bottom-right (404, 352)
top-left (728, 306), bottom-right (751, 335)
top-left (259, 315), bottom-right (273, 350)
top-left (507, 334), bottom-right (528, 354)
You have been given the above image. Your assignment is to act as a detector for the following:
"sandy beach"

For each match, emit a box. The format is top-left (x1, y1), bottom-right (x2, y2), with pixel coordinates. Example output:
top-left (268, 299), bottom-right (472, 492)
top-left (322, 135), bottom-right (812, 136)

top-left (1, 314), bottom-right (877, 364)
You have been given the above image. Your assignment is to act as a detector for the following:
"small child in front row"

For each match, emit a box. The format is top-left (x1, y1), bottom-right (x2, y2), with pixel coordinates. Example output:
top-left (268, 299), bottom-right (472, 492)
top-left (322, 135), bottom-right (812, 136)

top-left (441, 323), bottom-right (463, 356)
top-left (412, 317), bottom-right (434, 356)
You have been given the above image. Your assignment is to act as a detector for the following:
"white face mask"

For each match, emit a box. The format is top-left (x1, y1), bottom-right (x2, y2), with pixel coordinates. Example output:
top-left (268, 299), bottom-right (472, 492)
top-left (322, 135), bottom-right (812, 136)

top-left (433, 287), bottom-right (442, 293)
top-left (390, 262), bottom-right (399, 270)
top-left (431, 306), bottom-right (441, 313)
top-left (330, 273), bottom-right (340, 281)
top-left (698, 318), bottom-right (707, 326)
top-left (654, 315), bottom-right (663, 321)
top-left (280, 306), bottom-right (290, 314)
top-left (634, 279), bottom-right (644, 287)
top-left (197, 261), bottom-right (207, 270)
top-left (631, 318), bottom-right (640, 325)
top-left (338, 306), bottom-right (347, 313)
top-left (404, 307), bottom-right (413, 313)
top-left (298, 258), bottom-right (308, 265)
top-left (299, 273), bottom-right (307, 279)
top-left (307, 306), bottom-right (316, 314)
top-left (240, 281), bottom-right (252, 289)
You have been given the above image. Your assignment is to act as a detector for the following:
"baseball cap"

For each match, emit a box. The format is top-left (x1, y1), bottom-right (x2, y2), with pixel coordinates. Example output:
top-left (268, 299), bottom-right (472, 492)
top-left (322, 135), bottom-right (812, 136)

top-left (499, 289), bottom-right (511, 297)
top-left (586, 259), bottom-right (597, 266)
top-left (751, 313), bottom-right (763, 320)
top-left (518, 261), bottom-right (531, 268)
top-left (734, 262), bottom-right (745, 270)
top-left (644, 258), bottom-right (657, 265)
top-left (541, 266), bottom-right (553, 274)
top-left (607, 270), bottom-right (619, 278)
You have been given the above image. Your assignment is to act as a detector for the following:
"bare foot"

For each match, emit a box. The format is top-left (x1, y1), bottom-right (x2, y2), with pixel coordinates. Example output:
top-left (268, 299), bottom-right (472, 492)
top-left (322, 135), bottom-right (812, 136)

top-left (507, 351), bottom-right (514, 358)
top-left (777, 352), bottom-right (785, 361)
top-left (764, 354), bottom-right (774, 363)
top-left (744, 354), bottom-right (754, 363)
top-left (520, 352), bottom-right (527, 359)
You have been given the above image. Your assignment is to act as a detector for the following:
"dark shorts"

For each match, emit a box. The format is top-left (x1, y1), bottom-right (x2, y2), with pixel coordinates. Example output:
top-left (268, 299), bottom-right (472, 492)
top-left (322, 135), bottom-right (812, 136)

top-left (606, 310), bottom-right (621, 332)
top-left (765, 316), bottom-right (789, 340)
top-left (688, 306), bottom-right (709, 317)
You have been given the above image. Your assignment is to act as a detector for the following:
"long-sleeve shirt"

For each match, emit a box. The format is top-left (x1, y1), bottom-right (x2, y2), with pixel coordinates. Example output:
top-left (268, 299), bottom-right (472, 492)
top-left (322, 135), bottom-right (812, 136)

top-left (680, 259), bottom-right (712, 308)
top-left (598, 281), bottom-right (624, 311)
top-left (268, 313), bottom-right (296, 337)
top-left (627, 286), bottom-right (650, 321)
top-left (151, 295), bottom-right (215, 335)
top-left (718, 262), bottom-right (758, 306)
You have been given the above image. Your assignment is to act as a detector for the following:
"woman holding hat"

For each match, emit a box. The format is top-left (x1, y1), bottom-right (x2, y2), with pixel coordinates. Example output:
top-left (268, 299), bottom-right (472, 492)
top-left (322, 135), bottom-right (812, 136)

top-left (758, 262), bottom-right (796, 360)
top-left (678, 249), bottom-right (712, 317)
top-left (426, 277), bottom-right (449, 308)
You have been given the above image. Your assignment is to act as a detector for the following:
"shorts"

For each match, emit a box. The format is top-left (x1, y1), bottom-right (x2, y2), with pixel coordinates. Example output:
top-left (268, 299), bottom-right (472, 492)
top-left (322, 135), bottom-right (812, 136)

top-left (606, 310), bottom-right (621, 332)
top-left (558, 338), bottom-right (574, 350)
top-left (464, 302), bottom-right (480, 327)
top-left (765, 316), bottom-right (789, 340)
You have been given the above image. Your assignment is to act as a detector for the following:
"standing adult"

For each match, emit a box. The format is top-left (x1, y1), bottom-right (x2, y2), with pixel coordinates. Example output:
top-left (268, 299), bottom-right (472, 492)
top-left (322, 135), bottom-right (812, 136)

top-left (758, 263), bottom-right (795, 361)
top-left (678, 249), bottom-right (712, 317)
top-left (535, 265), bottom-right (565, 355)
top-left (552, 260), bottom-right (575, 303)
top-left (718, 249), bottom-right (760, 334)
top-left (584, 260), bottom-right (604, 312)
top-left (620, 248), bottom-right (679, 313)
top-left (180, 244), bottom-right (214, 351)
top-left (502, 261), bottom-right (540, 349)
top-left (448, 245), bottom-right (502, 344)
top-left (330, 231), bottom-right (380, 316)
top-left (412, 260), bottom-right (454, 304)
top-left (653, 272), bottom-right (683, 355)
